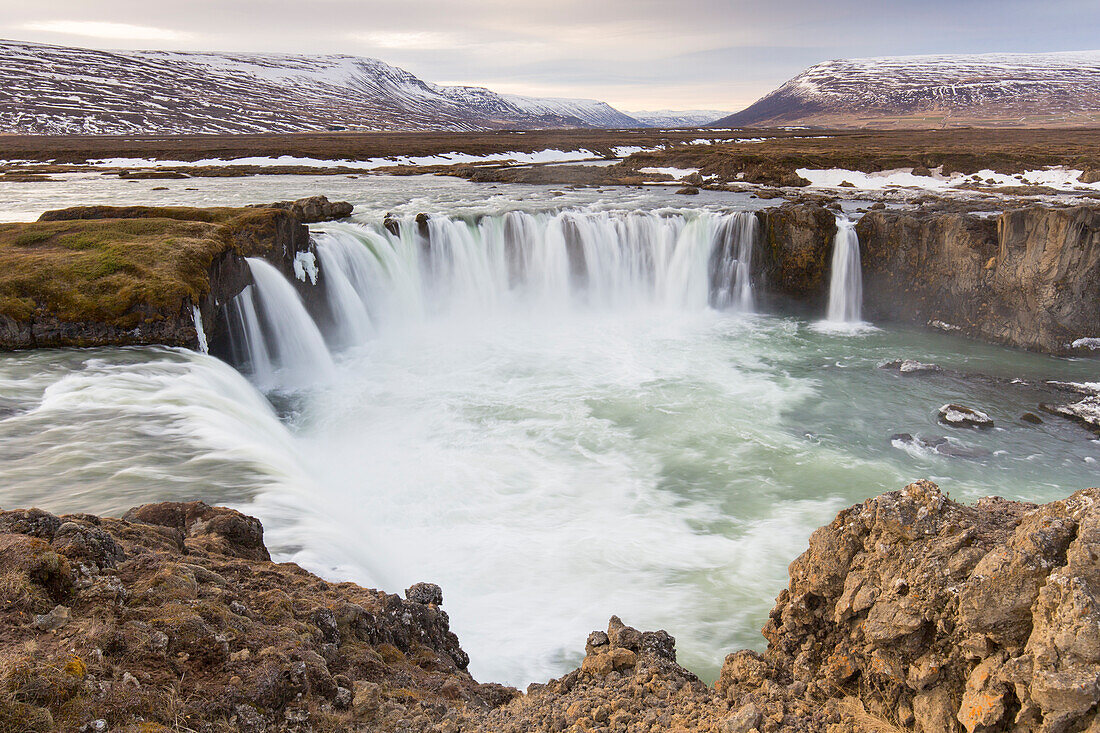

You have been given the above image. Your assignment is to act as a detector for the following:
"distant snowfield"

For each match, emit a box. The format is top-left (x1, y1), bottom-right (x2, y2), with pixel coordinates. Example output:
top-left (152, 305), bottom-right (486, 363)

top-left (638, 167), bottom-right (700, 179)
top-left (86, 150), bottom-right (616, 170)
top-left (795, 166), bottom-right (1100, 191)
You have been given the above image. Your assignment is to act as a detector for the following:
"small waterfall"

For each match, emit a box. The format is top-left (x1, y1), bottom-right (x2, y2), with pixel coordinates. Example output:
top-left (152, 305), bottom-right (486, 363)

top-left (191, 305), bottom-right (209, 354)
top-left (225, 285), bottom-right (275, 386)
top-left (313, 235), bottom-right (375, 347)
top-left (709, 212), bottom-right (757, 311)
top-left (825, 218), bottom-right (863, 323)
top-left (224, 259), bottom-right (335, 388)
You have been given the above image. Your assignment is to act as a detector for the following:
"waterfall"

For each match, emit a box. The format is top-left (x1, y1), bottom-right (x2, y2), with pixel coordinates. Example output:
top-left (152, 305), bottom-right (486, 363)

top-left (309, 210), bottom-right (759, 322)
top-left (709, 213), bottom-right (757, 311)
top-left (825, 217), bottom-right (863, 323)
top-left (313, 235), bottom-right (375, 347)
top-left (225, 285), bottom-right (275, 386)
top-left (223, 259), bottom-right (334, 388)
top-left (219, 210), bottom-right (764, 384)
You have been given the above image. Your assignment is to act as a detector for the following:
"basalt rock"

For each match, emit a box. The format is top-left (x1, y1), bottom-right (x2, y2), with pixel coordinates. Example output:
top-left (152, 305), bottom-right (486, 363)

top-left (732, 480), bottom-right (1100, 733)
top-left (857, 205), bottom-right (1100, 354)
top-left (757, 204), bottom-right (838, 309)
top-left (2, 483), bottom-right (1099, 731)
top-left (250, 195), bottom-right (354, 223)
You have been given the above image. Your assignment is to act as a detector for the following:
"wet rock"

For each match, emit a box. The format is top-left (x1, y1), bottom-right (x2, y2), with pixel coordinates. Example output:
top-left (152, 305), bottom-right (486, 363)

top-left (938, 403), bottom-right (994, 428)
top-left (254, 195), bottom-right (353, 223)
top-left (405, 582), bottom-right (443, 606)
top-left (891, 433), bottom-right (991, 459)
top-left (1020, 411), bottom-right (1044, 424)
top-left (1041, 383), bottom-right (1100, 435)
top-left (676, 186), bottom-right (700, 195)
top-left (880, 359), bottom-right (943, 374)
top-left (382, 213), bottom-right (400, 235)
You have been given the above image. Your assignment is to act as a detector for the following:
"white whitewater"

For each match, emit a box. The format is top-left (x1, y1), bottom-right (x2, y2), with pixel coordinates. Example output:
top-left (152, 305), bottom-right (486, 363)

top-left (306, 210), bottom-right (760, 337)
top-left (825, 217), bottom-right (863, 322)
top-left (710, 213), bottom-right (758, 311)
top-left (225, 285), bottom-right (276, 387)
top-left (312, 236), bottom-right (375, 347)
top-left (223, 210), bottom-right (761, 388)
top-left (228, 258), bottom-right (335, 388)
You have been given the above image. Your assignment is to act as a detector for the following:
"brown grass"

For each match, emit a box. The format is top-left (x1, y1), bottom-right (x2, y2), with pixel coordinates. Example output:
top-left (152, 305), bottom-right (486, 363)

top-left (836, 697), bottom-right (909, 733)
top-left (0, 207), bottom-right (290, 327)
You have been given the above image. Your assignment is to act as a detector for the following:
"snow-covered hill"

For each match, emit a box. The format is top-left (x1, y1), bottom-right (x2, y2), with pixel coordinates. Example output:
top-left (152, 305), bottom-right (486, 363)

top-left (624, 110), bottom-right (729, 127)
top-left (715, 51), bottom-right (1100, 128)
top-left (0, 39), bottom-right (642, 134)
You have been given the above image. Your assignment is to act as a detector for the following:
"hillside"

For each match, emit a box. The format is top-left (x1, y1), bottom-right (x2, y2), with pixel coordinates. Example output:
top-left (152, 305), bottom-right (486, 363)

top-left (0, 39), bottom-right (640, 134)
top-left (715, 51), bottom-right (1100, 128)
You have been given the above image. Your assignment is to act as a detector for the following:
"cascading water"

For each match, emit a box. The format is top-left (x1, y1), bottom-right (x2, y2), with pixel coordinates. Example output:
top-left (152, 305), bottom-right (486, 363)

top-left (312, 234), bottom-right (375, 347)
top-left (223, 258), bottom-right (335, 388)
top-left (825, 217), bottom-right (863, 322)
top-left (307, 210), bottom-right (761, 335)
top-left (191, 305), bottom-right (209, 354)
top-left (221, 210), bottom-right (763, 389)
top-left (709, 213), bottom-right (758, 311)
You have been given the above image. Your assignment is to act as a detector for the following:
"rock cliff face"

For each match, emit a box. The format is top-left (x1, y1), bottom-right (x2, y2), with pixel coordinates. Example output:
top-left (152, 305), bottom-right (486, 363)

top-left (1, 482), bottom-right (1097, 731)
top-left (726, 480), bottom-right (1100, 732)
top-left (856, 206), bottom-right (1100, 354)
top-left (756, 205), bottom-right (838, 311)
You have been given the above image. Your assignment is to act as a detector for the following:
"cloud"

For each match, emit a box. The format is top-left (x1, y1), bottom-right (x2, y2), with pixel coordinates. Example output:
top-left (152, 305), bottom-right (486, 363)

top-left (20, 20), bottom-right (192, 41)
top-left (346, 31), bottom-right (460, 50)
top-left (8, 0), bottom-right (1100, 109)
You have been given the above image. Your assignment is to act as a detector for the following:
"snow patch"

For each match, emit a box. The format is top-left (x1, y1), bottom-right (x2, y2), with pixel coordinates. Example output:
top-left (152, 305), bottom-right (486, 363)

top-left (796, 165), bottom-right (1100, 192)
top-left (638, 167), bottom-right (700, 179)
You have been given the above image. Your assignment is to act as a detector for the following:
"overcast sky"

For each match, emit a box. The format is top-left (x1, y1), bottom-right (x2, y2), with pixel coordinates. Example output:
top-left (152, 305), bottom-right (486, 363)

top-left (4, 1), bottom-right (1100, 111)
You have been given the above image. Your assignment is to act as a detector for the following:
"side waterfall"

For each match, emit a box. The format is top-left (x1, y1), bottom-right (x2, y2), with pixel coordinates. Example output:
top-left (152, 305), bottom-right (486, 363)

top-left (825, 217), bottom-right (863, 322)
top-left (220, 211), bottom-right (761, 387)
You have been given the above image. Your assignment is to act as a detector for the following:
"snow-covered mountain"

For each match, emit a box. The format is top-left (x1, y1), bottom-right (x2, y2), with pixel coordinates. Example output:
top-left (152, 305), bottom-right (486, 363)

top-left (715, 51), bottom-right (1100, 128)
top-left (624, 110), bottom-right (729, 127)
top-left (0, 39), bottom-right (642, 134)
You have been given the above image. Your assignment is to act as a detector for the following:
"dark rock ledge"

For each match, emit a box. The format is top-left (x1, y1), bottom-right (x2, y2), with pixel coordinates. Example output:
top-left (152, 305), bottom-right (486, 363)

top-left (0, 480), bottom-right (1097, 732)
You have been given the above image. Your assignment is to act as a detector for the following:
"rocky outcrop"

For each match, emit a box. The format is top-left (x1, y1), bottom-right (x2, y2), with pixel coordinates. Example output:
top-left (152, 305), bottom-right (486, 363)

top-left (727, 480), bottom-right (1100, 732)
top-left (250, 196), bottom-right (355, 223)
top-left (3, 482), bottom-right (1098, 731)
top-left (757, 204), bottom-right (838, 310)
top-left (0, 501), bottom-right (511, 732)
top-left (0, 197), bottom-right (352, 351)
top-left (857, 205), bottom-right (1100, 354)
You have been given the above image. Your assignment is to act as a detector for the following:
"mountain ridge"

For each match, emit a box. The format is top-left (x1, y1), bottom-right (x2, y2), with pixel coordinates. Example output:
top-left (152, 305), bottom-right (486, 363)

top-left (0, 38), bottom-right (643, 134)
top-left (714, 50), bottom-right (1100, 128)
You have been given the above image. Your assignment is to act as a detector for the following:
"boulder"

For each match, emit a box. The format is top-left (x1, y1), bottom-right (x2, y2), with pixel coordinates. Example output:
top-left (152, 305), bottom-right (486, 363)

top-left (938, 403), bottom-right (994, 428)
